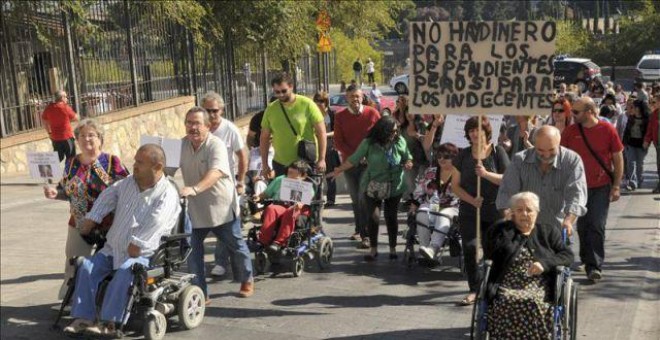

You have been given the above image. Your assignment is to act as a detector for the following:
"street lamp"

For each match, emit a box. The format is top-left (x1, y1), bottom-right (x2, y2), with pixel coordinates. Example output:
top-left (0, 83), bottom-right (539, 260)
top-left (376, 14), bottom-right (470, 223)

top-left (610, 8), bottom-right (621, 82)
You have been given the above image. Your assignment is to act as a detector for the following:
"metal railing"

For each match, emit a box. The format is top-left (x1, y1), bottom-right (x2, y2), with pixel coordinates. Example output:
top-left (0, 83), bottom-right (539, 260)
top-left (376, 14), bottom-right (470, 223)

top-left (0, 0), bottom-right (333, 137)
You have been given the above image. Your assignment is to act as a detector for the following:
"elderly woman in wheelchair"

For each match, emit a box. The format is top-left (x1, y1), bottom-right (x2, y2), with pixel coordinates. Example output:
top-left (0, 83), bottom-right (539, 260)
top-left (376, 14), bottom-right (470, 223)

top-left (478, 192), bottom-right (574, 339)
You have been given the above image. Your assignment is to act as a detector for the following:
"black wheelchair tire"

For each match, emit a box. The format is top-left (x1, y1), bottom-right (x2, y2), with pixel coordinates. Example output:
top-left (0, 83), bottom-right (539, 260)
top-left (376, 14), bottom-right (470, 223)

top-left (568, 283), bottom-right (578, 340)
top-left (470, 291), bottom-right (490, 340)
top-left (143, 311), bottom-right (167, 340)
top-left (255, 252), bottom-right (269, 275)
top-left (177, 285), bottom-right (205, 330)
top-left (292, 257), bottom-right (304, 277)
top-left (316, 237), bottom-right (333, 270)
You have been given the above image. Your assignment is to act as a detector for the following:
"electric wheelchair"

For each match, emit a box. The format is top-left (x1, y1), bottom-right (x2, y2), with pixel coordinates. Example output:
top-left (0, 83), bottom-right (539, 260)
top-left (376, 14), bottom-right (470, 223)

top-left (246, 173), bottom-right (333, 277)
top-left (54, 197), bottom-right (205, 340)
top-left (401, 209), bottom-right (464, 272)
top-left (470, 230), bottom-right (578, 340)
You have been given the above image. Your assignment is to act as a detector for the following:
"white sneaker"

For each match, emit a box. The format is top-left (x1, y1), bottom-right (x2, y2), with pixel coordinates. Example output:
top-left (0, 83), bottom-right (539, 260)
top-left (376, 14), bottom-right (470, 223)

top-left (211, 265), bottom-right (226, 276)
top-left (419, 246), bottom-right (435, 260)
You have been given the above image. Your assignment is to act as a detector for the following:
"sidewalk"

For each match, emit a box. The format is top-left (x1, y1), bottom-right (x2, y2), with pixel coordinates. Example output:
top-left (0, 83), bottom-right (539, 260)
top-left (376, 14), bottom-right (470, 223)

top-left (1, 149), bottom-right (658, 339)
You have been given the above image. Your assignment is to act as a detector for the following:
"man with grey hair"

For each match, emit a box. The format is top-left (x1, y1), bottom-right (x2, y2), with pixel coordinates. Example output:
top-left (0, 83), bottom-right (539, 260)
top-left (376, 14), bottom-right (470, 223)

top-left (200, 91), bottom-right (248, 277)
top-left (497, 125), bottom-right (588, 237)
top-left (561, 96), bottom-right (624, 283)
top-left (178, 107), bottom-right (254, 299)
top-left (42, 89), bottom-right (79, 162)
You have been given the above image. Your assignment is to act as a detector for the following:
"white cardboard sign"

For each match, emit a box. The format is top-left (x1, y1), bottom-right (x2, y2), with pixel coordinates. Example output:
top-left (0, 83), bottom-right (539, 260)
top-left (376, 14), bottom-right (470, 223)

top-left (139, 135), bottom-right (182, 168)
top-left (279, 178), bottom-right (314, 205)
top-left (439, 115), bottom-right (504, 149)
top-left (248, 147), bottom-right (274, 171)
top-left (27, 152), bottom-right (62, 179)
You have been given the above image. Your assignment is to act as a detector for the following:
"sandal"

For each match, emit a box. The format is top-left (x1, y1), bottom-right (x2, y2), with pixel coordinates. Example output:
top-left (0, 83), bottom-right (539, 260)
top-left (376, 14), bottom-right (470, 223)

top-left (458, 293), bottom-right (477, 306)
top-left (349, 233), bottom-right (361, 241)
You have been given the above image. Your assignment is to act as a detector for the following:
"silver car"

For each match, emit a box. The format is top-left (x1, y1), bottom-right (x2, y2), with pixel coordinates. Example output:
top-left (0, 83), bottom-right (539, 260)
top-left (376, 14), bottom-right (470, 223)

top-left (635, 54), bottom-right (660, 82)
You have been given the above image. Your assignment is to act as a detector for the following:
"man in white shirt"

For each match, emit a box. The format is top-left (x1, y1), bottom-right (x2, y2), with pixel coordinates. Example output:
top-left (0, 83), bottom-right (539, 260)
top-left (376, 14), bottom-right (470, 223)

top-left (201, 92), bottom-right (248, 277)
top-left (64, 144), bottom-right (181, 336)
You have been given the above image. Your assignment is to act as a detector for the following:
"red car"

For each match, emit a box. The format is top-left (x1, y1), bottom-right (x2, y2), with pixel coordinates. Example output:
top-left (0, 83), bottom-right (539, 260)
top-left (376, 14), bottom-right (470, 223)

top-left (329, 90), bottom-right (396, 116)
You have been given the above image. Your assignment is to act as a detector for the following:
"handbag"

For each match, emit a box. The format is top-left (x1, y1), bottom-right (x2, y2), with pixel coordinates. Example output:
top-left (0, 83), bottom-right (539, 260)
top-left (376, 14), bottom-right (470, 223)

top-left (280, 101), bottom-right (317, 163)
top-left (578, 124), bottom-right (614, 183)
top-left (365, 144), bottom-right (393, 200)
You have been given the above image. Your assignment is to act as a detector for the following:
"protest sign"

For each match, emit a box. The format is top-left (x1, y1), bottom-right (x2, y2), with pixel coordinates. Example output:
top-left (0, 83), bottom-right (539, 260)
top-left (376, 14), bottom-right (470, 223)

top-left (140, 135), bottom-right (182, 168)
top-left (279, 178), bottom-right (314, 205)
top-left (409, 21), bottom-right (556, 116)
top-left (248, 147), bottom-right (274, 171)
top-left (27, 152), bottom-right (62, 179)
top-left (440, 115), bottom-right (504, 149)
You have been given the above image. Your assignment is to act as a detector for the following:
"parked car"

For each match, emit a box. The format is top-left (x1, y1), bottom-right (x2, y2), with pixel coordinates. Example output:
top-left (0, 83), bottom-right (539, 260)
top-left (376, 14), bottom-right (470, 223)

top-left (553, 57), bottom-right (601, 93)
top-left (635, 54), bottom-right (660, 82)
top-left (329, 90), bottom-right (396, 116)
top-left (389, 74), bottom-right (409, 95)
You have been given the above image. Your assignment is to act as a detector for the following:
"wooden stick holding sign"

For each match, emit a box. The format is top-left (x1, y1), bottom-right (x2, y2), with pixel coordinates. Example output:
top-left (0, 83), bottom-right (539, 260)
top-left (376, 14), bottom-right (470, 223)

top-left (476, 115), bottom-right (483, 261)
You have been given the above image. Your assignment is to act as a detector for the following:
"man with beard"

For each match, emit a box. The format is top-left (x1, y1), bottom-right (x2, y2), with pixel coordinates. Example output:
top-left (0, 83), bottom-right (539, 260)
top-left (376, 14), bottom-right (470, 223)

top-left (496, 125), bottom-right (588, 237)
top-left (260, 73), bottom-right (326, 177)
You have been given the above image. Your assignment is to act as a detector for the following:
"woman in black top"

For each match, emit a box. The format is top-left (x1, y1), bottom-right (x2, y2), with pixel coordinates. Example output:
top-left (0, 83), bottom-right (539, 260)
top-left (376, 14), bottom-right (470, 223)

top-left (484, 192), bottom-right (573, 339)
top-left (313, 91), bottom-right (340, 205)
top-left (623, 99), bottom-right (650, 191)
top-left (451, 116), bottom-right (510, 305)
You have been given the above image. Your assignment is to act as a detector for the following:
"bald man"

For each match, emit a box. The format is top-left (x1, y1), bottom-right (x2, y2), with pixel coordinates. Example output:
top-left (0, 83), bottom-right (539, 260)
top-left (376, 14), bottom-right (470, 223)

top-left (497, 125), bottom-right (588, 236)
top-left (561, 96), bottom-right (624, 283)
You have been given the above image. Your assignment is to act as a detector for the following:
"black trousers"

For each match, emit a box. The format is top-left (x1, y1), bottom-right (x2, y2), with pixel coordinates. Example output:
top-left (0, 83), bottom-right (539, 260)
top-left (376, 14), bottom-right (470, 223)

top-left (363, 194), bottom-right (402, 249)
top-left (52, 138), bottom-right (76, 162)
top-left (459, 215), bottom-right (493, 293)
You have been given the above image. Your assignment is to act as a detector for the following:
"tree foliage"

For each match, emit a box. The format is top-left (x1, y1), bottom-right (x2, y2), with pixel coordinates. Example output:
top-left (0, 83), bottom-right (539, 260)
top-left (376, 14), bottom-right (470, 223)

top-left (330, 31), bottom-right (384, 84)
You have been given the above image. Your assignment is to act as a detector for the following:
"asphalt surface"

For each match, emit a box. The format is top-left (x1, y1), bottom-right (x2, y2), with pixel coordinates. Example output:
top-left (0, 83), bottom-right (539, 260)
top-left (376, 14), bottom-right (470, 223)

top-left (1, 132), bottom-right (658, 340)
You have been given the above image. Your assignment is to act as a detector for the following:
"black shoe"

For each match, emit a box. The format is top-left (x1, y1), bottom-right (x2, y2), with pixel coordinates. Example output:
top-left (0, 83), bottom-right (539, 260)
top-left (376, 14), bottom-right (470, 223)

top-left (653, 183), bottom-right (660, 194)
top-left (364, 253), bottom-right (378, 262)
top-left (324, 201), bottom-right (335, 208)
top-left (588, 269), bottom-right (602, 282)
top-left (389, 253), bottom-right (398, 260)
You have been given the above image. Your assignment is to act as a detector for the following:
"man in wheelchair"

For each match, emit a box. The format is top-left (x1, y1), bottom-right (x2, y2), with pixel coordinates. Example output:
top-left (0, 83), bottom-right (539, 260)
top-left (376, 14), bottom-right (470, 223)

top-left (481, 192), bottom-right (573, 339)
top-left (254, 160), bottom-right (314, 253)
top-left (63, 144), bottom-right (181, 337)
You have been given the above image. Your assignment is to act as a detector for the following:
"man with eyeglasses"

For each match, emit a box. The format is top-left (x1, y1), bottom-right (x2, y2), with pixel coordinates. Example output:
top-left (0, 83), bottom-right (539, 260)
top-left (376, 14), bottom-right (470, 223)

top-left (179, 107), bottom-right (254, 299)
top-left (42, 89), bottom-right (79, 162)
top-left (561, 97), bottom-right (624, 283)
top-left (201, 91), bottom-right (248, 278)
top-left (334, 84), bottom-right (381, 246)
top-left (260, 73), bottom-right (326, 177)
top-left (496, 125), bottom-right (588, 236)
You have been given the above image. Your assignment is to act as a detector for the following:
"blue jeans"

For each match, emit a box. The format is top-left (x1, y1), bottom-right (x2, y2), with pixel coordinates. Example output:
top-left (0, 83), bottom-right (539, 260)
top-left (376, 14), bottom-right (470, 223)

top-left (625, 145), bottom-right (648, 187)
top-left (344, 165), bottom-right (365, 236)
top-left (577, 184), bottom-right (611, 272)
top-left (70, 253), bottom-right (149, 323)
top-left (188, 217), bottom-right (253, 297)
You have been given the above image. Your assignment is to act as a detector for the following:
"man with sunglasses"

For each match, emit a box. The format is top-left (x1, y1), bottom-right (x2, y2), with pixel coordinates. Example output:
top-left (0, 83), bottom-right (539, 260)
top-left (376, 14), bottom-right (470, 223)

top-left (201, 91), bottom-right (248, 278)
top-left (561, 97), bottom-right (624, 283)
top-left (260, 73), bottom-right (326, 177)
top-left (496, 125), bottom-right (588, 236)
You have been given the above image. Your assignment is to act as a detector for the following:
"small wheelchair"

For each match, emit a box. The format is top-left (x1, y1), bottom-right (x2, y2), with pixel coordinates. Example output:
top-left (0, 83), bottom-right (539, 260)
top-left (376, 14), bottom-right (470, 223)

top-left (401, 209), bottom-right (464, 272)
top-left (54, 198), bottom-right (205, 340)
top-left (470, 231), bottom-right (579, 340)
top-left (246, 173), bottom-right (333, 277)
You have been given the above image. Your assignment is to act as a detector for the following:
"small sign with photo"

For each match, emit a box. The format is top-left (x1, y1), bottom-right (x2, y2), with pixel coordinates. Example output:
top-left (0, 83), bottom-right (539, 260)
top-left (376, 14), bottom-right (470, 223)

top-left (140, 135), bottom-right (182, 168)
top-left (279, 178), bottom-right (314, 205)
top-left (27, 152), bottom-right (62, 180)
top-left (248, 147), bottom-right (274, 171)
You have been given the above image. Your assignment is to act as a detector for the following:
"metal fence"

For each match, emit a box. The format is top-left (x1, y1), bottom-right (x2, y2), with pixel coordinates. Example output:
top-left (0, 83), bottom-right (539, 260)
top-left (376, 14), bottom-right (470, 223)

top-left (0, 0), bottom-right (332, 137)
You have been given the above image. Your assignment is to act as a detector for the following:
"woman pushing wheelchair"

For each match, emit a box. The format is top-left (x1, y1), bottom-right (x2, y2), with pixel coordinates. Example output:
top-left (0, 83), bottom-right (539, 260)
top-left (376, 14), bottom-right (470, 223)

top-left (483, 192), bottom-right (573, 339)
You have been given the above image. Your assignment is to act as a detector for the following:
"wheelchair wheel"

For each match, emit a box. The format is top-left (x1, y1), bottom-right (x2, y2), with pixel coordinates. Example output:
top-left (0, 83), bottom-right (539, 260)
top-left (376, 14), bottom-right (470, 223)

top-left (292, 257), bottom-right (304, 277)
top-left (316, 237), bottom-right (333, 270)
top-left (177, 285), bottom-right (205, 330)
top-left (470, 290), bottom-right (490, 340)
top-left (566, 282), bottom-right (578, 340)
top-left (402, 246), bottom-right (415, 268)
top-left (143, 310), bottom-right (167, 340)
top-left (255, 252), bottom-right (269, 275)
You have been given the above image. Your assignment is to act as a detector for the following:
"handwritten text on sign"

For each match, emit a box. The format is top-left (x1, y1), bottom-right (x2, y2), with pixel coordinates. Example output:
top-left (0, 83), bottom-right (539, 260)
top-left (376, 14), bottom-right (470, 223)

top-left (410, 21), bottom-right (556, 116)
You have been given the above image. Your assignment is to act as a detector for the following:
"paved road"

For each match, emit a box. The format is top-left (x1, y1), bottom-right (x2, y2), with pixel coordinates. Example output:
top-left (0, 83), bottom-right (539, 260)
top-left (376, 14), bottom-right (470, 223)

top-left (1, 149), bottom-right (658, 340)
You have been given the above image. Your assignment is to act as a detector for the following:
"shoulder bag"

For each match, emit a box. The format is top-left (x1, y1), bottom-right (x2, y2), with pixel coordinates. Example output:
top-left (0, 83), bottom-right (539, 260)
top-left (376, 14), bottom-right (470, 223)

top-left (578, 124), bottom-right (614, 183)
top-left (280, 101), bottom-right (317, 163)
top-left (365, 144), bottom-right (392, 200)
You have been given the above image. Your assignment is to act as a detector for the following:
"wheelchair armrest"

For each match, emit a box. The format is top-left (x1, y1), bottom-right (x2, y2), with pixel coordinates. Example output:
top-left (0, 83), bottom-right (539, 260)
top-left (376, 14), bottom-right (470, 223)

top-left (161, 233), bottom-right (191, 243)
top-left (555, 265), bottom-right (565, 272)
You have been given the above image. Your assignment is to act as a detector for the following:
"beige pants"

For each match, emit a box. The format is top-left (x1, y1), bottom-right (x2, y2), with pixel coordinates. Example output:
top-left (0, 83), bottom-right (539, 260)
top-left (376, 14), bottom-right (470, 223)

top-left (58, 226), bottom-right (94, 299)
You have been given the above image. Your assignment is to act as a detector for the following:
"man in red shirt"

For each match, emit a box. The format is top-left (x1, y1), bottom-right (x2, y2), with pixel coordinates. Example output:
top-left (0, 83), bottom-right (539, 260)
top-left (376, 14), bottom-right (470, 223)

top-left (42, 90), bottom-right (78, 161)
top-left (643, 93), bottom-right (660, 193)
top-left (561, 96), bottom-right (624, 283)
top-left (334, 84), bottom-right (380, 247)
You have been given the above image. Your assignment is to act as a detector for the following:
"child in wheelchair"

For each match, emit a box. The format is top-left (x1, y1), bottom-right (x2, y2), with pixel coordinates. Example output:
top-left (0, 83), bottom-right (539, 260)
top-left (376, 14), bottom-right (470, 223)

top-left (253, 160), bottom-right (315, 253)
top-left (405, 143), bottom-right (461, 264)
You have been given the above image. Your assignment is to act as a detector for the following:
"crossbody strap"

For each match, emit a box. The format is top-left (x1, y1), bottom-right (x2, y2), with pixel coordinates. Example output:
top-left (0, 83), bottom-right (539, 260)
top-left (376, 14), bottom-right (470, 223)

top-left (279, 101), bottom-right (300, 138)
top-left (578, 124), bottom-right (614, 182)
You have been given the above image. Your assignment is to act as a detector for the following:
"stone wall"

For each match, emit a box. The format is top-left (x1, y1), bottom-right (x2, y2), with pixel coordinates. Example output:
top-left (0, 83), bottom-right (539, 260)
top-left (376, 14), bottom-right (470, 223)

top-left (1, 96), bottom-right (198, 177)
